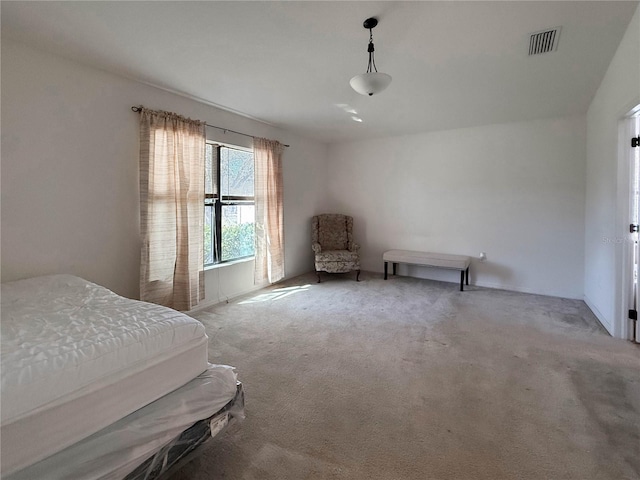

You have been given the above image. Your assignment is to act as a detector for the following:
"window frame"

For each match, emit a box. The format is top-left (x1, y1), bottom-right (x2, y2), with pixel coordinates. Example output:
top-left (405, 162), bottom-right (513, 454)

top-left (205, 143), bottom-right (255, 266)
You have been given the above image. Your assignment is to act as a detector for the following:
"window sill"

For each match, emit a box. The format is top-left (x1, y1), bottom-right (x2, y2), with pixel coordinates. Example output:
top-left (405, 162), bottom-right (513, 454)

top-left (205, 256), bottom-right (254, 271)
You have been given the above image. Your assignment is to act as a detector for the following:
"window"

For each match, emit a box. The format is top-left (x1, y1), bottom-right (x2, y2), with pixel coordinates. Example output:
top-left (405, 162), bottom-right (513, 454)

top-left (205, 144), bottom-right (255, 265)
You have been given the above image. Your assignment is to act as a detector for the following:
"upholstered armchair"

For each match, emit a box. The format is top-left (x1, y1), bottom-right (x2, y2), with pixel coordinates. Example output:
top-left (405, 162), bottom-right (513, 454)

top-left (312, 214), bottom-right (360, 282)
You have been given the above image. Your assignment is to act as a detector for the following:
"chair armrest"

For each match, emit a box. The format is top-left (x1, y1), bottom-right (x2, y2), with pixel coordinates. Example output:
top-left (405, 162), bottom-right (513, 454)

top-left (312, 243), bottom-right (322, 254)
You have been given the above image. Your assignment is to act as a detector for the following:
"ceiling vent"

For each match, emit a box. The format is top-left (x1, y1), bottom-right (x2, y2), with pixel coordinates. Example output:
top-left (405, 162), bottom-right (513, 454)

top-left (528, 27), bottom-right (561, 55)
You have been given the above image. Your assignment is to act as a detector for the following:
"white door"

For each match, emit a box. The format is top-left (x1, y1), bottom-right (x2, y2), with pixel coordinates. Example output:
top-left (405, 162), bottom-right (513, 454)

top-left (628, 113), bottom-right (640, 342)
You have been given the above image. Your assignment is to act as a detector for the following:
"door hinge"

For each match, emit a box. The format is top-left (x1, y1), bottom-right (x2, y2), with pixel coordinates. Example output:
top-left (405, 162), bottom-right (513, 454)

top-left (631, 224), bottom-right (639, 233)
top-left (629, 309), bottom-right (638, 320)
top-left (633, 136), bottom-right (640, 148)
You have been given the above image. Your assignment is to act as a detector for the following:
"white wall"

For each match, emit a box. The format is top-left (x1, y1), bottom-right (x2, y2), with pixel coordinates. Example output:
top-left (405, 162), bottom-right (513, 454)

top-left (1, 39), bottom-right (328, 301)
top-left (5, 7), bottom-right (638, 310)
top-left (326, 115), bottom-right (587, 299)
top-left (584, 5), bottom-right (640, 337)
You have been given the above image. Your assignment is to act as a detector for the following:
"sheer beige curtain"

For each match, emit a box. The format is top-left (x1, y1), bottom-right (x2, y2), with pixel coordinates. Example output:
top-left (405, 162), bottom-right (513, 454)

top-left (254, 137), bottom-right (285, 284)
top-left (139, 108), bottom-right (205, 311)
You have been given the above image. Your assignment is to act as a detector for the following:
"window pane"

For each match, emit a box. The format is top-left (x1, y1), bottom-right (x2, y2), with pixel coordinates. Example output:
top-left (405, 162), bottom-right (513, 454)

top-left (221, 204), bottom-right (255, 261)
top-left (220, 147), bottom-right (253, 197)
top-left (205, 144), bottom-right (214, 195)
top-left (204, 204), bottom-right (214, 265)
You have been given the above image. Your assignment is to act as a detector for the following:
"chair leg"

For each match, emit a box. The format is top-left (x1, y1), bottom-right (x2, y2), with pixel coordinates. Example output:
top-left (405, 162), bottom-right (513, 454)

top-left (316, 271), bottom-right (321, 283)
top-left (356, 270), bottom-right (361, 282)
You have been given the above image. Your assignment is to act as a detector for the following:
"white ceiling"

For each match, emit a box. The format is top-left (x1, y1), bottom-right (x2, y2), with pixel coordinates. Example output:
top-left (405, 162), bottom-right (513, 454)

top-left (2, 1), bottom-right (637, 143)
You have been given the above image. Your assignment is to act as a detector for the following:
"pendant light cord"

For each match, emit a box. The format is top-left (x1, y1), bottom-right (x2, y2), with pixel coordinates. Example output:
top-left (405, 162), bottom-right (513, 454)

top-left (366, 28), bottom-right (378, 73)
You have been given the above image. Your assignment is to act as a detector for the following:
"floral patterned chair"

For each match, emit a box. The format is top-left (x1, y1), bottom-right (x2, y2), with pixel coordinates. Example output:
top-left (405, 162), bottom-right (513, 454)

top-left (312, 214), bottom-right (360, 282)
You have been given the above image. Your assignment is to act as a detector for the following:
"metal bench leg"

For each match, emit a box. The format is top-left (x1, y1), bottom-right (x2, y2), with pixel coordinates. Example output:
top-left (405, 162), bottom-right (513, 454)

top-left (466, 267), bottom-right (469, 286)
top-left (393, 263), bottom-right (397, 275)
top-left (384, 262), bottom-right (388, 280)
top-left (460, 270), bottom-right (464, 291)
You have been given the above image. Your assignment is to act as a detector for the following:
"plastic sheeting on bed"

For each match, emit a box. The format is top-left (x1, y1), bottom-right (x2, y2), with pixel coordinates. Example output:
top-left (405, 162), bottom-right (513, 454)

top-left (6, 364), bottom-right (244, 480)
top-left (125, 384), bottom-right (244, 480)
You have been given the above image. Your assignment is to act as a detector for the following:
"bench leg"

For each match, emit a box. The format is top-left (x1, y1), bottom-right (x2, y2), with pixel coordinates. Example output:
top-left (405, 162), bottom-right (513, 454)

top-left (460, 270), bottom-right (464, 291)
top-left (393, 263), bottom-right (397, 276)
top-left (384, 262), bottom-right (388, 280)
top-left (466, 267), bottom-right (469, 286)
top-left (356, 270), bottom-right (361, 282)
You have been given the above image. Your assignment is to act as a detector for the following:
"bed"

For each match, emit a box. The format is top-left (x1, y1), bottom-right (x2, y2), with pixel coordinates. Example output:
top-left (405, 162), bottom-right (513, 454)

top-left (1, 274), bottom-right (244, 479)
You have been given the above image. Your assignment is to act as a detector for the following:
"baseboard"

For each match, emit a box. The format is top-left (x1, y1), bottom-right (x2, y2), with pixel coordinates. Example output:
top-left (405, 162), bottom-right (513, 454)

top-left (189, 281), bottom-right (269, 313)
top-left (470, 280), bottom-right (582, 300)
top-left (191, 270), bottom-right (587, 312)
top-left (380, 272), bottom-right (582, 300)
top-left (583, 294), bottom-right (613, 336)
top-left (188, 272), bottom-right (307, 313)
top-left (370, 265), bottom-right (582, 300)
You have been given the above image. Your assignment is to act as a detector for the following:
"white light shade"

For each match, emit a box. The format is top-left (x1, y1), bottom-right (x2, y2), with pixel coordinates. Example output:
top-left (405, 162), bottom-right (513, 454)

top-left (349, 72), bottom-right (392, 96)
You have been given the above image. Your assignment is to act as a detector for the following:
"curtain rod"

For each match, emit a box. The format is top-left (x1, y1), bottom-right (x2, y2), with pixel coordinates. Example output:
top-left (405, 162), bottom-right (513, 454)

top-left (131, 106), bottom-right (289, 147)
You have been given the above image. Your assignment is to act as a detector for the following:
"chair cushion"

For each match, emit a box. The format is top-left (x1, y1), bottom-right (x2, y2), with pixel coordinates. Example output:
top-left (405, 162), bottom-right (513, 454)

top-left (316, 250), bottom-right (359, 263)
top-left (315, 249), bottom-right (360, 274)
top-left (317, 215), bottom-right (348, 251)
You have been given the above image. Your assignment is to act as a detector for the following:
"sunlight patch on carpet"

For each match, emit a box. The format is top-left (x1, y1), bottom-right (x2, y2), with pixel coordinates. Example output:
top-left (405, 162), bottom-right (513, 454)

top-left (239, 285), bottom-right (312, 304)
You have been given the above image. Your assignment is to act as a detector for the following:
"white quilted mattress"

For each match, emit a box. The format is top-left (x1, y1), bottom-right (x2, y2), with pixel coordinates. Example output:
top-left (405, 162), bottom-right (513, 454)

top-left (1, 274), bottom-right (209, 475)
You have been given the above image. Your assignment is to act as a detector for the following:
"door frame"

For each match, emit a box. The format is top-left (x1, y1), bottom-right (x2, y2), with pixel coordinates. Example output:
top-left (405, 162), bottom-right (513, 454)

top-left (617, 105), bottom-right (640, 341)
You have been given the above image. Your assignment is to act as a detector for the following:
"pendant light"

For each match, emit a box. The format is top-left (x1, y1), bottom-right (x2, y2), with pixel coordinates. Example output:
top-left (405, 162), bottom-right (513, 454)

top-left (350, 17), bottom-right (392, 96)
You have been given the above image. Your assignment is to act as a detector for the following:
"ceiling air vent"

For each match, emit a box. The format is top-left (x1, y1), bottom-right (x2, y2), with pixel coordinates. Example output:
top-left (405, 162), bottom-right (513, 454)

top-left (528, 27), bottom-right (561, 55)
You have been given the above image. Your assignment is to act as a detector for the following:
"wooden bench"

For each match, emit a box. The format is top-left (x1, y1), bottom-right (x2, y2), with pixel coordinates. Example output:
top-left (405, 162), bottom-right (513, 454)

top-left (383, 250), bottom-right (471, 291)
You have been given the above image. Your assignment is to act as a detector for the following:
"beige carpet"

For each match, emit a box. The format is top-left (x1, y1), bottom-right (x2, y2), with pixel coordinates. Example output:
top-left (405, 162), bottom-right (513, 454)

top-left (175, 272), bottom-right (640, 480)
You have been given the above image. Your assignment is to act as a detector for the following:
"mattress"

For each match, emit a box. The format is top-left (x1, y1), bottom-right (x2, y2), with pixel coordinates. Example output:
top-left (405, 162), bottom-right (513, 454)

top-left (1, 274), bottom-right (209, 476)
